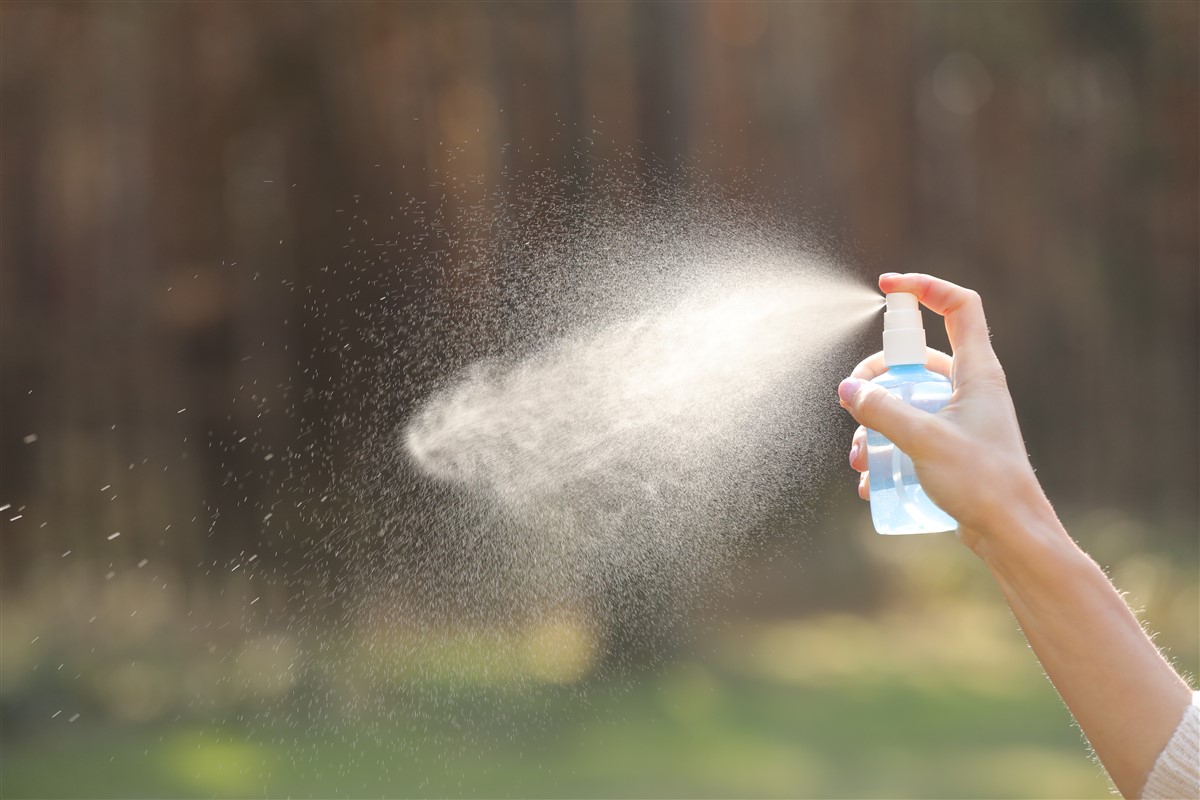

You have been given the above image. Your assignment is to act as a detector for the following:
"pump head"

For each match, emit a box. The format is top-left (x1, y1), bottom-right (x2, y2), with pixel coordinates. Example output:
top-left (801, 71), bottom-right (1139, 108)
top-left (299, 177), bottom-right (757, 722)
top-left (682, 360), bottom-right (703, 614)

top-left (882, 292), bottom-right (927, 366)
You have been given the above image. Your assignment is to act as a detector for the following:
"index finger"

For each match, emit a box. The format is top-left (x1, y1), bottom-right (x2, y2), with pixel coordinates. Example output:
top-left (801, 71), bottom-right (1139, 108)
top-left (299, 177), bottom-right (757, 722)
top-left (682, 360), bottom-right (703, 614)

top-left (878, 273), bottom-right (998, 381)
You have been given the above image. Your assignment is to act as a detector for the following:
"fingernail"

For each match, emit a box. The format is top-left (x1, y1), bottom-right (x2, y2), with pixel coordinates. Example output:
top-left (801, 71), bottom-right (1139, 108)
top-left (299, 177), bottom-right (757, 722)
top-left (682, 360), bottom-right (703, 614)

top-left (838, 377), bottom-right (863, 404)
top-left (849, 442), bottom-right (860, 466)
top-left (880, 272), bottom-right (900, 279)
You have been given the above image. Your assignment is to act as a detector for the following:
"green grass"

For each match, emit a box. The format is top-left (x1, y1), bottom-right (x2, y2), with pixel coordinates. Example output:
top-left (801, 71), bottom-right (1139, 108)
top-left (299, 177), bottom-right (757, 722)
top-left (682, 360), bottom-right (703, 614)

top-left (2, 660), bottom-right (1111, 799)
top-left (6, 507), bottom-right (1187, 799)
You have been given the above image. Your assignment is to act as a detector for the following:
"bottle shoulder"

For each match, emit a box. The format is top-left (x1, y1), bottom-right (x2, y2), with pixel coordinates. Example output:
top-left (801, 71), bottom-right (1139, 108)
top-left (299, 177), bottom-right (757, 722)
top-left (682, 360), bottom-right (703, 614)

top-left (871, 364), bottom-right (951, 388)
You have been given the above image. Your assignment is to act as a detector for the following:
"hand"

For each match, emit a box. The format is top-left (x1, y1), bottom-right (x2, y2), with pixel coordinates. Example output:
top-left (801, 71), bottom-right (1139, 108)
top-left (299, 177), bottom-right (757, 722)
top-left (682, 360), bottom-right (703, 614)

top-left (839, 274), bottom-right (1198, 799)
top-left (838, 273), bottom-right (1045, 551)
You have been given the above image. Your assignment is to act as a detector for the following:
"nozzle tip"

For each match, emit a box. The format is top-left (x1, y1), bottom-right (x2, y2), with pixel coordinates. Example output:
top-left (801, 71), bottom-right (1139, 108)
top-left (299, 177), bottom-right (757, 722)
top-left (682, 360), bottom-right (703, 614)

top-left (885, 292), bottom-right (919, 312)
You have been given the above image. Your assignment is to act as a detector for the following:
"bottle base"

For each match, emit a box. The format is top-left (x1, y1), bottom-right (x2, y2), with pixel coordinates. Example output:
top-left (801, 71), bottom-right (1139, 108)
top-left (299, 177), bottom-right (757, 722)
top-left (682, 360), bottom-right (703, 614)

top-left (875, 524), bottom-right (958, 536)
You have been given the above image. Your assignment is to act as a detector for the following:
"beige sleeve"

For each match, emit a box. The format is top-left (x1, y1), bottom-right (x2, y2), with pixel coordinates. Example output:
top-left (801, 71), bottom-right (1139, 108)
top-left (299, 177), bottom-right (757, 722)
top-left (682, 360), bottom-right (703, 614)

top-left (1142, 691), bottom-right (1200, 799)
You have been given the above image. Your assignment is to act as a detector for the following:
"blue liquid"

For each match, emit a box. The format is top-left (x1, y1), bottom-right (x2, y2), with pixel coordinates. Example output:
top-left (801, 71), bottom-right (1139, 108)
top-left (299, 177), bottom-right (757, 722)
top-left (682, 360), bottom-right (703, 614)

top-left (867, 364), bottom-right (957, 535)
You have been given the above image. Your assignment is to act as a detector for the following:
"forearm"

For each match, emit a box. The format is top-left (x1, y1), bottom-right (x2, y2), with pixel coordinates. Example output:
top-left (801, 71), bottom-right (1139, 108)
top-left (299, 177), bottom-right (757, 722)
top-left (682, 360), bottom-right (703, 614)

top-left (972, 487), bottom-right (1193, 799)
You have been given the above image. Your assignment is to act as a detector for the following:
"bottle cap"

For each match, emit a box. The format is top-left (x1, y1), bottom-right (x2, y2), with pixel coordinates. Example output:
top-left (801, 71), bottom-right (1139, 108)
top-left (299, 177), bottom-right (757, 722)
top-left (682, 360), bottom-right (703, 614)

top-left (882, 292), bottom-right (927, 366)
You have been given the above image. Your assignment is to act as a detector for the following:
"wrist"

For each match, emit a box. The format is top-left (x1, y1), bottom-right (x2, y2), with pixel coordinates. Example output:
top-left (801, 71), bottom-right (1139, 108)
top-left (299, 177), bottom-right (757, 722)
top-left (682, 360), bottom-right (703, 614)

top-left (964, 473), bottom-right (1077, 570)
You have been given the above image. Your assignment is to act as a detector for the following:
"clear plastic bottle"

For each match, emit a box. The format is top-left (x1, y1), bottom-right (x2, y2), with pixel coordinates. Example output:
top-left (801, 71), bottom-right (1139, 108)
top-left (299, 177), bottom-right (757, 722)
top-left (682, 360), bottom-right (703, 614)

top-left (868, 293), bottom-right (958, 535)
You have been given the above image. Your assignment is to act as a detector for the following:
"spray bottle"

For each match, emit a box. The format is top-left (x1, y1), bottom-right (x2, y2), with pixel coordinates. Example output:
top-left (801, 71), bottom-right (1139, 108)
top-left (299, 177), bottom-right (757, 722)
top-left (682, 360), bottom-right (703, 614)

top-left (868, 293), bottom-right (958, 534)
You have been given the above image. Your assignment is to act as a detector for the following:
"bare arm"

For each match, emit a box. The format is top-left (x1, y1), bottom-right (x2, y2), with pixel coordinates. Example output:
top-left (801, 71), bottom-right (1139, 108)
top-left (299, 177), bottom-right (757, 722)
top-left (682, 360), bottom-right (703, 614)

top-left (837, 272), bottom-right (1193, 799)
top-left (976, 485), bottom-right (1190, 798)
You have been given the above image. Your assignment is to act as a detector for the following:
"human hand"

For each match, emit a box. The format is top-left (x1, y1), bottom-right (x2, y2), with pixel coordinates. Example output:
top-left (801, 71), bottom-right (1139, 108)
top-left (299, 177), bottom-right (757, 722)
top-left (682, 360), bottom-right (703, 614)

top-left (839, 275), bottom-right (1197, 799)
top-left (838, 273), bottom-right (1046, 551)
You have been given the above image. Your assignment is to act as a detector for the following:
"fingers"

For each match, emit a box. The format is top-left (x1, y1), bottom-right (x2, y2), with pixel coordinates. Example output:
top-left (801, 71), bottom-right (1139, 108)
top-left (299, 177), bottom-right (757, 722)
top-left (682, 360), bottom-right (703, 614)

top-left (851, 347), bottom-right (953, 382)
top-left (838, 376), bottom-right (942, 458)
top-left (878, 273), bottom-right (999, 382)
top-left (850, 426), bottom-right (869, 500)
top-left (850, 426), bottom-right (867, 471)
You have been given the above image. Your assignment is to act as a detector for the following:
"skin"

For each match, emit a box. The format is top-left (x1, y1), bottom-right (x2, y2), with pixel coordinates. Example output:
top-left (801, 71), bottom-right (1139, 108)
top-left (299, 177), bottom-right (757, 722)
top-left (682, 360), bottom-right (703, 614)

top-left (837, 273), bottom-right (1193, 799)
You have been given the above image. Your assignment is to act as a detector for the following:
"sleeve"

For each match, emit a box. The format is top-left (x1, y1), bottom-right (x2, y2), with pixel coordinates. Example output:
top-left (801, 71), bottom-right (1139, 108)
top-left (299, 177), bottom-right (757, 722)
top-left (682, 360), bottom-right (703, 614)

top-left (1141, 691), bottom-right (1200, 799)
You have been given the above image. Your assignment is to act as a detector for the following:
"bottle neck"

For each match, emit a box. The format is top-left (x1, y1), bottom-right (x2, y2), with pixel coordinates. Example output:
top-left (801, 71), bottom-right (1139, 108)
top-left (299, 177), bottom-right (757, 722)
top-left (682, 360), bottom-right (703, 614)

top-left (882, 324), bottom-right (927, 366)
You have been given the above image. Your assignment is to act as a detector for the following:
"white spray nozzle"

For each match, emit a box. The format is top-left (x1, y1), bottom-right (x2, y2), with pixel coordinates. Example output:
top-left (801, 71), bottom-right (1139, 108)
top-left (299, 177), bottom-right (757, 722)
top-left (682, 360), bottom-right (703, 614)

top-left (882, 291), bottom-right (927, 366)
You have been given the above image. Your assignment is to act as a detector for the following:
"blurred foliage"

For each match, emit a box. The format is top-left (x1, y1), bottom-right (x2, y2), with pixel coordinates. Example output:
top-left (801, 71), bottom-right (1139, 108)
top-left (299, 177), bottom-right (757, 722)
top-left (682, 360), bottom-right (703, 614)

top-left (3, 507), bottom-right (1195, 797)
top-left (1, 1), bottom-right (1197, 797)
top-left (2, 615), bottom-right (1113, 798)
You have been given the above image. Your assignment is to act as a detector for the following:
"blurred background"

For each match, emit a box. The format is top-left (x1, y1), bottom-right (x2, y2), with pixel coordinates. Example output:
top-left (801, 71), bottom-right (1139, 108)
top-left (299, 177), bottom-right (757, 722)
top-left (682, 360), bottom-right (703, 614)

top-left (1, 2), bottom-right (1196, 798)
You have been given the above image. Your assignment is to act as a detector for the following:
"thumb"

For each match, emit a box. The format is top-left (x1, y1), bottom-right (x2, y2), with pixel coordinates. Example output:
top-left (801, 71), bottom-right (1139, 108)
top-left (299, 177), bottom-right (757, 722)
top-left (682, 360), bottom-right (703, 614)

top-left (837, 377), bottom-right (942, 458)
